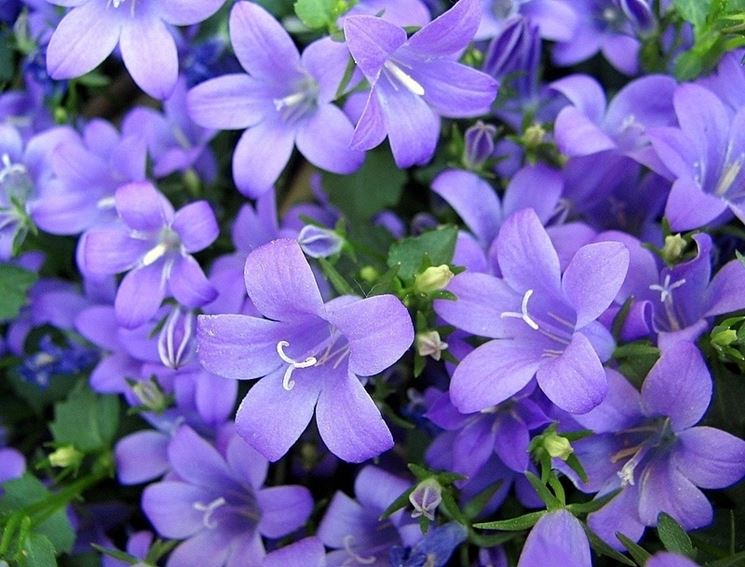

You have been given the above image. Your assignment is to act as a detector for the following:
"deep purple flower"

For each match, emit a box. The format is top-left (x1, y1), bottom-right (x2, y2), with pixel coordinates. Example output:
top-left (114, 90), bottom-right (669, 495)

top-left (435, 208), bottom-right (629, 414)
top-left (188, 1), bottom-right (364, 198)
top-left (143, 426), bottom-right (313, 567)
top-left (197, 239), bottom-right (414, 462)
top-left (647, 552), bottom-right (700, 567)
top-left (0, 448), bottom-right (25, 484)
top-left (567, 344), bottom-right (745, 547)
top-left (83, 181), bottom-right (218, 328)
top-left (45, 0), bottom-right (224, 99)
top-left (343, 0), bottom-right (498, 167)
top-left (649, 84), bottom-right (745, 231)
top-left (317, 466), bottom-right (421, 565)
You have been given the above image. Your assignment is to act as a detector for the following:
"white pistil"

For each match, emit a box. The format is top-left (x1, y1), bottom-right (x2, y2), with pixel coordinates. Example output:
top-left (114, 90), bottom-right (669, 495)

top-left (193, 497), bottom-right (226, 529)
top-left (383, 61), bottom-right (425, 96)
top-left (649, 274), bottom-right (686, 303)
top-left (276, 340), bottom-right (317, 391)
top-left (0, 153), bottom-right (26, 184)
top-left (142, 242), bottom-right (168, 267)
top-left (500, 289), bottom-right (539, 330)
top-left (273, 92), bottom-right (306, 112)
top-left (342, 535), bottom-right (376, 565)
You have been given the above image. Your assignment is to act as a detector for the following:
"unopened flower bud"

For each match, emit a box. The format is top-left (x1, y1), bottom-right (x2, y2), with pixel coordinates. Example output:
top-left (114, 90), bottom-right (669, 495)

top-left (298, 225), bottom-right (343, 258)
top-left (464, 121), bottom-right (497, 169)
top-left (416, 331), bottom-right (449, 361)
top-left (661, 234), bottom-right (686, 264)
top-left (522, 123), bottom-right (546, 149)
top-left (157, 306), bottom-right (195, 370)
top-left (360, 266), bottom-right (379, 283)
top-left (409, 478), bottom-right (442, 521)
top-left (712, 329), bottom-right (738, 347)
top-left (49, 445), bottom-right (83, 469)
top-left (414, 265), bottom-right (454, 294)
top-left (543, 432), bottom-right (574, 460)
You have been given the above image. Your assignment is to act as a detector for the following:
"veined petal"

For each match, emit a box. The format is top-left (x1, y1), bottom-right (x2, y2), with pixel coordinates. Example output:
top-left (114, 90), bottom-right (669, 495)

top-left (115, 182), bottom-right (173, 231)
top-left (536, 332), bottom-right (607, 414)
top-left (674, 426), bottom-right (745, 489)
top-left (450, 340), bottom-right (540, 413)
top-left (350, 90), bottom-right (387, 151)
top-left (229, 1), bottom-right (300, 82)
top-left (407, 0), bottom-right (480, 56)
top-left (413, 59), bottom-right (498, 118)
top-left (344, 15), bottom-right (407, 81)
top-left (120, 16), bottom-right (178, 100)
top-left (83, 229), bottom-right (149, 274)
top-left (316, 369), bottom-right (393, 462)
top-left (187, 75), bottom-right (273, 130)
top-left (705, 259), bottom-right (745, 317)
top-left (168, 426), bottom-right (239, 491)
top-left (235, 367), bottom-right (321, 461)
top-left (46, 2), bottom-right (121, 79)
top-left (640, 342), bottom-right (712, 431)
top-left (664, 178), bottom-right (728, 232)
top-left (562, 241), bottom-right (629, 328)
top-left (243, 239), bottom-right (324, 321)
top-left (172, 202), bottom-right (219, 253)
top-left (324, 295), bottom-right (413, 376)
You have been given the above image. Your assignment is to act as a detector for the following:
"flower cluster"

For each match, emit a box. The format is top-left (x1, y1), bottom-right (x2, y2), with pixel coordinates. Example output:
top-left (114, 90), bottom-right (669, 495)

top-left (1, 0), bottom-right (745, 566)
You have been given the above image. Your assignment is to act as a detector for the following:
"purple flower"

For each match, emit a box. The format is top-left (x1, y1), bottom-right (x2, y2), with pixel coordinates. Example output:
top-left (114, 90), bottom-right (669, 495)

top-left (343, 0), bottom-right (498, 167)
top-left (568, 344), bottom-right (745, 547)
top-left (0, 447), bottom-right (25, 484)
top-left (517, 509), bottom-right (591, 567)
top-left (45, 0), bottom-right (224, 99)
top-left (83, 181), bottom-right (218, 329)
top-left (649, 84), bottom-right (745, 231)
top-left (187, 1), bottom-right (364, 198)
top-left (647, 552), bottom-right (700, 567)
top-left (435, 208), bottom-right (629, 414)
top-left (346, 0), bottom-right (431, 26)
top-left (142, 426), bottom-right (313, 567)
top-left (476, 0), bottom-right (577, 42)
top-left (317, 466), bottom-right (421, 565)
top-left (262, 537), bottom-right (325, 567)
top-left (197, 239), bottom-right (414, 462)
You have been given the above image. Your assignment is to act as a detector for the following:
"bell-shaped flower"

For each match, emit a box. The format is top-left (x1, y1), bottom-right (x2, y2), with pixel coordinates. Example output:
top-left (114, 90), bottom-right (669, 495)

top-left (142, 426), bottom-right (313, 567)
top-left (567, 344), bottom-right (745, 547)
top-left (187, 1), bottom-right (364, 198)
top-left (197, 239), bottom-right (414, 462)
top-left (517, 509), bottom-right (591, 567)
top-left (45, 0), bottom-right (224, 99)
top-left (435, 208), bottom-right (629, 414)
top-left (82, 181), bottom-right (218, 329)
top-left (343, 0), bottom-right (498, 168)
top-left (649, 84), bottom-right (745, 230)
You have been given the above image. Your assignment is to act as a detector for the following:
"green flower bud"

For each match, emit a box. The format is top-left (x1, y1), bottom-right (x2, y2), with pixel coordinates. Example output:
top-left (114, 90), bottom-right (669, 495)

top-left (416, 331), bottom-right (449, 361)
top-left (543, 432), bottom-right (574, 460)
top-left (662, 234), bottom-right (687, 264)
top-left (49, 445), bottom-right (84, 469)
top-left (414, 265), bottom-right (454, 294)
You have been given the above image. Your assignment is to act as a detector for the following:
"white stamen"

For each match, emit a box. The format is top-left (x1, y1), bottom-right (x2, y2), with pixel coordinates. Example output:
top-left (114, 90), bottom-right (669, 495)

top-left (649, 274), bottom-right (686, 303)
top-left (142, 242), bottom-right (168, 267)
top-left (193, 497), bottom-right (226, 529)
top-left (0, 153), bottom-right (26, 184)
top-left (384, 61), bottom-right (425, 96)
top-left (500, 289), bottom-right (539, 330)
top-left (96, 196), bottom-right (116, 210)
top-left (276, 340), bottom-right (317, 391)
top-left (273, 92), bottom-right (306, 111)
top-left (342, 535), bottom-right (376, 565)
top-left (715, 154), bottom-right (745, 196)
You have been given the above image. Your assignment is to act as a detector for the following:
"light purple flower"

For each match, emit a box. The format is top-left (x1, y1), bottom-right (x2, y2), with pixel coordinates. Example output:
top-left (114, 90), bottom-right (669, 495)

top-left (568, 345), bottom-right (745, 547)
top-left (197, 239), bottom-right (414, 462)
top-left (476, 0), bottom-right (577, 42)
top-left (0, 447), bottom-right (25, 484)
top-left (262, 537), bottom-right (326, 567)
top-left (45, 0), bottom-right (224, 99)
top-left (142, 426), bottom-right (313, 567)
top-left (83, 181), bottom-right (218, 328)
top-left (187, 1), bottom-right (364, 198)
top-left (517, 509), bottom-right (591, 567)
top-left (649, 84), bottom-right (745, 230)
top-left (435, 208), bottom-right (629, 414)
top-left (343, 0), bottom-right (498, 167)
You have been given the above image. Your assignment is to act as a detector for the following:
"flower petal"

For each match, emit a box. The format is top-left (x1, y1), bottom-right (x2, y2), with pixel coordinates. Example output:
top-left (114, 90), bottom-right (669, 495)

top-left (115, 181), bottom-right (173, 232)
top-left (407, 0), bottom-right (480, 56)
top-left (187, 75), bottom-right (272, 130)
top-left (120, 16), bottom-right (178, 99)
top-left (343, 15), bottom-right (407, 80)
top-left (674, 426), bottom-right (745, 489)
top-left (115, 430), bottom-right (170, 485)
top-left (115, 262), bottom-right (166, 329)
top-left (257, 486), bottom-right (314, 538)
top-left (169, 255), bottom-right (217, 308)
top-left (158, 0), bottom-right (223, 25)
top-left (296, 104), bottom-right (365, 174)
top-left (232, 119), bottom-right (295, 198)
top-left (141, 481), bottom-right (210, 539)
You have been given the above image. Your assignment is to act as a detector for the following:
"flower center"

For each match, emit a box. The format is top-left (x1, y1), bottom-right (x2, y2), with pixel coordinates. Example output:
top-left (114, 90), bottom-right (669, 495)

top-left (276, 340), bottom-right (318, 391)
top-left (611, 419), bottom-right (674, 487)
top-left (343, 535), bottom-right (376, 565)
top-left (649, 274), bottom-right (686, 331)
top-left (0, 153), bottom-right (32, 203)
top-left (272, 77), bottom-right (319, 125)
top-left (383, 60), bottom-right (425, 96)
top-left (193, 497), bottom-right (227, 529)
top-left (141, 228), bottom-right (181, 267)
top-left (500, 289), bottom-right (575, 353)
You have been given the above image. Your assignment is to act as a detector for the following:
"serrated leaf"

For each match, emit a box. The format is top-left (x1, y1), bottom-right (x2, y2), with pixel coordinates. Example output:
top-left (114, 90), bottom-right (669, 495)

top-left (387, 226), bottom-right (458, 281)
top-left (657, 512), bottom-right (695, 556)
top-left (294, 0), bottom-right (334, 29)
top-left (0, 264), bottom-right (37, 320)
top-left (50, 386), bottom-right (119, 453)
top-left (474, 510), bottom-right (546, 531)
top-left (616, 532), bottom-right (651, 565)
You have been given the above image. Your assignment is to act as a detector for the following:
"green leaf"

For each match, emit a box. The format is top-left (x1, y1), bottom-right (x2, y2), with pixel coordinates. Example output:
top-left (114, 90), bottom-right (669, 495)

top-left (19, 533), bottom-right (57, 567)
top-left (566, 489), bottom-right (621, 515)
top-left (387, 226), bottom-right (458, 281)
top-left (0, 264), bottom-right (38, 320)
top-left (50, 385), bottom-right (120, 453)
top-left (318, 258), bottom-right (355, 296)
top-left (0, 475), bottom-right (75, 554)
top-left (707, 551), bottom-right (745, 567)
top-left (379, 487), bottom-right (415, 521)
top-left (474, 510), bottom-right (546, 531)
top-left (582, 525), bottom-right (636, 566)
top-left (294, 0), bottom-right (334, 29)
top-left (657, 512), bottom-right (695, 557)
top-left (674, 0), bottom-right (712, 28)
top-left (324, 150), bottom-right (406, 221)
top-left (616, 532), bottom-right (652, 565)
